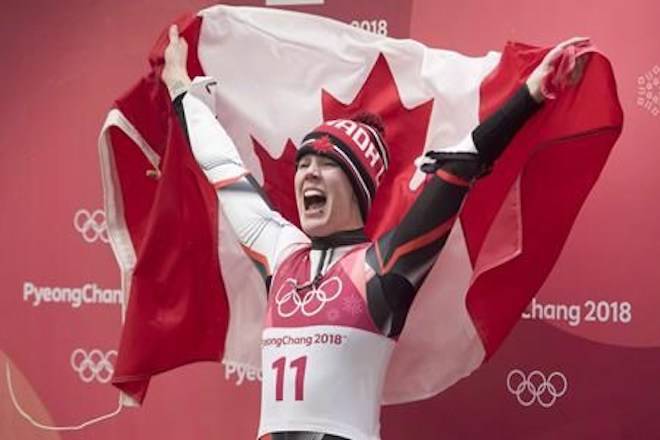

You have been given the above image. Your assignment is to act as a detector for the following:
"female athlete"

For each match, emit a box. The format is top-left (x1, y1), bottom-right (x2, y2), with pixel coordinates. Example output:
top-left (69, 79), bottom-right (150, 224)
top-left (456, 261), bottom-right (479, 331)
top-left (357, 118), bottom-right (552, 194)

top-left (161, 24), bottom-right (587, 440)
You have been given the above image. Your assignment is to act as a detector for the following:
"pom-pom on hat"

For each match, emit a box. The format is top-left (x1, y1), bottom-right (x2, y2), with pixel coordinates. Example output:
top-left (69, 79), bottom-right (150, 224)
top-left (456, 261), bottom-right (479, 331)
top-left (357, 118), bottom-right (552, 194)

top-left (297, 113), bottom-right (390, 220)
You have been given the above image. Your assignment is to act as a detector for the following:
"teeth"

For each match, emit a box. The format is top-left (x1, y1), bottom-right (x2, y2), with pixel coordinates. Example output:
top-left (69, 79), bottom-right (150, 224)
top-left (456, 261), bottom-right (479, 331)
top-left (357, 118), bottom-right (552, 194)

top-left (304, 189), bottom-right (324, 197)
top-left (303, 188), bottom-right (327, 211)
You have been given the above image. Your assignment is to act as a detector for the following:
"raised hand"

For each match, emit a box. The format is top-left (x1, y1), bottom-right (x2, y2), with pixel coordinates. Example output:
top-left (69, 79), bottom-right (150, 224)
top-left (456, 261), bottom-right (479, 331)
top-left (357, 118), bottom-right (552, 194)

top-left (161, 24), bottom-right (192, 98)
top-left (526, 37), bottom-right (591, 102)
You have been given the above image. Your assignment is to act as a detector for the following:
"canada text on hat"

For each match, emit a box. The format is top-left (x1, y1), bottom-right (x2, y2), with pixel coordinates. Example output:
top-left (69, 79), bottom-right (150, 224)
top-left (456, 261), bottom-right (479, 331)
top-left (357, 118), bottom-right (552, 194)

top-left (321, 119), bottom-right (389, 185)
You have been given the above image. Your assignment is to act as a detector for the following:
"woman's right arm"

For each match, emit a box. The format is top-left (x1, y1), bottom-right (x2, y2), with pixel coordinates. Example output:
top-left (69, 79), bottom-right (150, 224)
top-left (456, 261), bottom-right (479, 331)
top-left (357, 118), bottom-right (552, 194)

top-left (163, 26), bottom-right (308, 287)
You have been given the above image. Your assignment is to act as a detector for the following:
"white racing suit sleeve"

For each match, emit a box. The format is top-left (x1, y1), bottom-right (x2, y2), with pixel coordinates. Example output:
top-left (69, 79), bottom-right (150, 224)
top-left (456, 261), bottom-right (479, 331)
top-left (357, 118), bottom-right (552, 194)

top-left (180, 77), bottom-right (309, 282)
top-left (183, 77), bottom-right (247, 185)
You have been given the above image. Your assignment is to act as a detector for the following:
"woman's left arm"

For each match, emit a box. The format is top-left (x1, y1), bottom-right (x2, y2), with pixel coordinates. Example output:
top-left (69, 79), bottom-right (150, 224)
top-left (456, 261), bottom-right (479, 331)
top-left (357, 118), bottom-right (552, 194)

top-left (364, 37), bottom-right (590, 337)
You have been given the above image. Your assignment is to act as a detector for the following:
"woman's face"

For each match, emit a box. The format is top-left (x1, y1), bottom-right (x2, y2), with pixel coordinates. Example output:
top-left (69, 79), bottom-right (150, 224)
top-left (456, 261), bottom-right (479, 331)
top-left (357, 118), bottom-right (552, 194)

top-left (295, 154), bottom-right (363, 237)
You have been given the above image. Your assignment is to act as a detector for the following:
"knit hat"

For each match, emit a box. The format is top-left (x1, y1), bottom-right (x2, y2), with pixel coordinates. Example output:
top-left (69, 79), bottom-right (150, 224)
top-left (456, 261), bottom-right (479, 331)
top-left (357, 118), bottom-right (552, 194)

top-left (296, 114), bottom-right (390, 220)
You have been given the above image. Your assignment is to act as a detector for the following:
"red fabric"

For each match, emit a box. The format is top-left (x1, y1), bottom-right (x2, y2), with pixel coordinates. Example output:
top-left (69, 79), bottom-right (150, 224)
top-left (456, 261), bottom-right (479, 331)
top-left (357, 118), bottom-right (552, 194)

top-left (110, 15), bottom-right (229, 403)
top-left (463, 43), bottom-right (623, 356)
top-left (108, 19), bottom-right (622, 402)
top-left (542, 40), bottom-right (595, 100)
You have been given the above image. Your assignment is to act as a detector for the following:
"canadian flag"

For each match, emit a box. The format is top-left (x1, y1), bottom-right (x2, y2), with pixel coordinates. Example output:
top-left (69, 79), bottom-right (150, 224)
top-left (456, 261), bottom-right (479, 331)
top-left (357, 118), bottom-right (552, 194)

top-left (99, 5), bottom-right (622, 405)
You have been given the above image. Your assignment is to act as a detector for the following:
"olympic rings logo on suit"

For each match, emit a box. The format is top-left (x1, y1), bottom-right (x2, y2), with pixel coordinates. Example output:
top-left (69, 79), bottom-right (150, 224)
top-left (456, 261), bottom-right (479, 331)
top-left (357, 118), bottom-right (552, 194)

top-left (70, 349), bottom-right (117, 383)
top-left (506, 369), bottom-right (568, 408)
top-left (73, 209), bottom-right (110, 244)
top-left (275, 277), bottom-right (342, 318)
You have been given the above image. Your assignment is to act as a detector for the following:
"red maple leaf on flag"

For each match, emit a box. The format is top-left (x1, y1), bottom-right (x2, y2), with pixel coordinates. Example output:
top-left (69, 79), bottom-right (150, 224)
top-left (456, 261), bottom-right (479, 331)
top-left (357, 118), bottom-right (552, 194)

top-left (253, 54), bottom-right (434, 238)
top-left (252, 137), bottom-right (300, 227)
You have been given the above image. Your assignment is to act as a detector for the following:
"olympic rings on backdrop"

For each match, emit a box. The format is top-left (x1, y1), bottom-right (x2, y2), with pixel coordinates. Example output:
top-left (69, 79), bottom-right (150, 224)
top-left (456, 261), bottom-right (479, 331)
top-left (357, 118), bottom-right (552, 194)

top-left (73, 209), bottom-right (110, 244)
top-left (506, 369), bottom-right (568, 408)
top-left (70, 349), bottom-right (117, 383)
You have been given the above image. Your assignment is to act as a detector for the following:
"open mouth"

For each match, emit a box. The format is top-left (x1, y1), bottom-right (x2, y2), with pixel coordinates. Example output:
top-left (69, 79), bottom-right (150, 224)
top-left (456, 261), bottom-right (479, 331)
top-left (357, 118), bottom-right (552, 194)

top-left (303, 189), bottom-right (327, 212)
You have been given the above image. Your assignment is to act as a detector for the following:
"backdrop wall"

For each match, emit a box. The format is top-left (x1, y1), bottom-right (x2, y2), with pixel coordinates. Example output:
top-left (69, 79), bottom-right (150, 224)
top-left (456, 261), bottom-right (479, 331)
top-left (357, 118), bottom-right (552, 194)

top-left (1, 1), bottom-right (658, 438)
